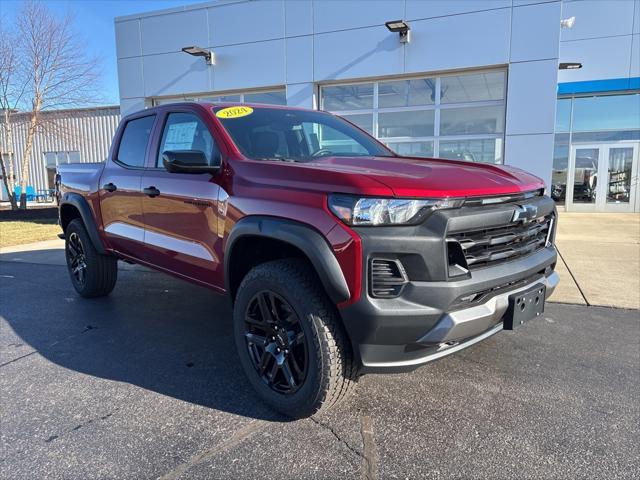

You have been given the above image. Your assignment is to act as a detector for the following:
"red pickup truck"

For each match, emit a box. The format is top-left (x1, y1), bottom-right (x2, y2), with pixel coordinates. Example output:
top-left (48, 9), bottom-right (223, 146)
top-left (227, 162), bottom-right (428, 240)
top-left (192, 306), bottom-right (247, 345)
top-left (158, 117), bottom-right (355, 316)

top-left (57, 102), bottom-right (558, 417)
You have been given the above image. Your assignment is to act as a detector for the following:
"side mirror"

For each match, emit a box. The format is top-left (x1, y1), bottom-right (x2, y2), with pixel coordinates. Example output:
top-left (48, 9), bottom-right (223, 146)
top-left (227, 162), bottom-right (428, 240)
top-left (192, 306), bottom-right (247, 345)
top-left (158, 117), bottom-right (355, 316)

top-left (162, 150), bottom-right (221, 174)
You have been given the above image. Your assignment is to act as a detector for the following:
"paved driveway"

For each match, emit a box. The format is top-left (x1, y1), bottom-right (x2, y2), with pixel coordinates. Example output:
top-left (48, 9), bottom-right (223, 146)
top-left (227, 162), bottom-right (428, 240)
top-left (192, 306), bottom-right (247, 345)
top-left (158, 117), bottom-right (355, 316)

top-left (1, 255), bottom-right (638, 479)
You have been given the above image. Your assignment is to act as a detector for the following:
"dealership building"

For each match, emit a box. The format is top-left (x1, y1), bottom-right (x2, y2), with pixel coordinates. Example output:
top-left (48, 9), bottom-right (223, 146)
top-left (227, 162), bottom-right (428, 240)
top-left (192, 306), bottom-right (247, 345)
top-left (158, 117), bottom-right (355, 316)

top-left (106, 0), bottom-right (635, 214)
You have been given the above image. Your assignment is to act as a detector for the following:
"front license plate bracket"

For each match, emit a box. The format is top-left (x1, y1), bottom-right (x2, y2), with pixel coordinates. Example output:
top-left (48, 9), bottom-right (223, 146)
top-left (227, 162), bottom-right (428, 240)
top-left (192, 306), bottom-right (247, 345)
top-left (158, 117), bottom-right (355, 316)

top-left (503, 284), bottom-right (546, 330)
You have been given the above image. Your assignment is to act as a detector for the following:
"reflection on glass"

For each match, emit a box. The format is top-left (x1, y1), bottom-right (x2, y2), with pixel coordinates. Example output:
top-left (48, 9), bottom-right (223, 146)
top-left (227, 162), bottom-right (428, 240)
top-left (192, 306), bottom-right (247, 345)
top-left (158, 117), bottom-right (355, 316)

top-left (322, 84), bottom-right (374, 110)
top-left (44, 152), bottom-right (57, 168)
top-left (440, 72), bottom-right (505, 103)
top-left (385, 141), bottom-right (434, 158)
top-left (440, 105), bottom-right (504, 135)
top-left (244, 91), bottom-right (286, 105)
top-left (607, 147), bottom-right (633, 203)
top-left (206, 94), bottom-right (242, 103)
top-left (555, 98), bottom-right (571, 133)
top-left (551, 134), bottom-right (570, 204)
top-left (572, 93), bottom-right (640, 132)
top-left (439, 138), bottom-right (502, 164)
top-left (378, 78), bottom-right (435, 107)
top-left (572, 148), bottom-right (599, 203)
top-left (378, 110), bottom-right (435, 138)
top-left (339, 113), bottom-right (373, 135)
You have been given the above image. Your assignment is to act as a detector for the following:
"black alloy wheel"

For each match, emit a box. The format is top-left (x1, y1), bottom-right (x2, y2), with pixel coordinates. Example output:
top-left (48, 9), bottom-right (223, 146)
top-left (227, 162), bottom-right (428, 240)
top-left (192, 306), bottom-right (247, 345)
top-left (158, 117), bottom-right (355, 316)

top-left (66, 231), bottom-right (87, 288)
top-left (243, 290), bottom-right (309, 394)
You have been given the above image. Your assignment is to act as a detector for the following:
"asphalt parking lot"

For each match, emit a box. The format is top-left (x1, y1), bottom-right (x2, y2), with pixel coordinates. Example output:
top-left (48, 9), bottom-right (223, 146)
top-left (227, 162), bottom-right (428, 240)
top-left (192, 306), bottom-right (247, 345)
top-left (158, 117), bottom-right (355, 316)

top-left (1, 255), bottom-right (639, 479)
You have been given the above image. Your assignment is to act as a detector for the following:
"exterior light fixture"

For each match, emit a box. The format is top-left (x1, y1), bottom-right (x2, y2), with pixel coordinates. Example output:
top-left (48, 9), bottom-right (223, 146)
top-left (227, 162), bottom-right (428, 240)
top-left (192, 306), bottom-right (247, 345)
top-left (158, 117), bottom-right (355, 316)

top-left (385, 20), bottom-right (411, 43)
top-left (560, 16), bottom-right (576, 29)
top-left (559, 62), bottom-right (582, 70)
top-left (181, 46), bottom-right (215, 65)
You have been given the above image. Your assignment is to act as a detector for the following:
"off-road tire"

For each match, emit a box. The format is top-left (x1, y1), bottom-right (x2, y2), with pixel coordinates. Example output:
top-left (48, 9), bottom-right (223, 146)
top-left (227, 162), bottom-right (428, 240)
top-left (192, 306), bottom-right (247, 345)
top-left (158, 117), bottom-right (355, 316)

top-left (65, 219), bottom-right (117, 298)
top-left (233, 258), bottom-right (358, 418)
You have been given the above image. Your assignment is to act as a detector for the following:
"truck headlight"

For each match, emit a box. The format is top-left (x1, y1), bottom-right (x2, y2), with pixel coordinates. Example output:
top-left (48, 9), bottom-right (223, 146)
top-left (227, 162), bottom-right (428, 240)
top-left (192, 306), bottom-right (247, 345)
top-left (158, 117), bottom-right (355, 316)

top-left (328, 194), bottom-right (463, 226)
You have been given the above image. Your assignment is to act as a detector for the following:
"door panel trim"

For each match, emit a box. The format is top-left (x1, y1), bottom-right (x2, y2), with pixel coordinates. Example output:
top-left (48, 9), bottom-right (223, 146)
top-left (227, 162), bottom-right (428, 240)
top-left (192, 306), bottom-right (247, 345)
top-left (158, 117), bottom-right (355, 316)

top-left (145, 229), bottom-right (216, 262)
top-left (104, 222), bottom-right (145, 242)
top-left (104, 221), bottom-right (216, 262)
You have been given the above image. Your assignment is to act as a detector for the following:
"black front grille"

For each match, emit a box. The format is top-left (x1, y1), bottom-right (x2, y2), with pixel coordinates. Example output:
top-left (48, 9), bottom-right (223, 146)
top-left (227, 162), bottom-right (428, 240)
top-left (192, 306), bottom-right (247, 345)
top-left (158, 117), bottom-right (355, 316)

top-left (447, 215), bottom-right (553, 270)
top-left (370, 259), bottom-right (408, 298)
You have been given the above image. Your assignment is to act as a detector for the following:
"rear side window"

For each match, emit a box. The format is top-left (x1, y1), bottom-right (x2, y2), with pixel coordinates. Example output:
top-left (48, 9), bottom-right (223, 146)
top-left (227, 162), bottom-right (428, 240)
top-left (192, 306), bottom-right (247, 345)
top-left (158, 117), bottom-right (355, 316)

top-left (157, 112), bottom-right (218, 167)
top-left (116, 115), bottom-right (156, 167)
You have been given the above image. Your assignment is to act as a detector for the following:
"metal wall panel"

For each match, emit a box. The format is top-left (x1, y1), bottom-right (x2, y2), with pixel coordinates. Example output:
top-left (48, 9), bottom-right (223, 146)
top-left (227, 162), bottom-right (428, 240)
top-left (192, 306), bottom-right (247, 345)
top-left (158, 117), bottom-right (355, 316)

top-left (1, 107), bottom-right (120, 199)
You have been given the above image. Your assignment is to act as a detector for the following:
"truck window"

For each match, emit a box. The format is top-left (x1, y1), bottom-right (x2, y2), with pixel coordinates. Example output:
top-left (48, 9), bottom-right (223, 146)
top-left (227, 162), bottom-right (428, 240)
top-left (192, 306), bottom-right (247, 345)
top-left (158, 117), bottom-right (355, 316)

top-left (214, 107), bottom-right (393, 162)
top-left (116, 115), bottom-right (156, 168)
top-left (157, 112), bottom-right (218, 167)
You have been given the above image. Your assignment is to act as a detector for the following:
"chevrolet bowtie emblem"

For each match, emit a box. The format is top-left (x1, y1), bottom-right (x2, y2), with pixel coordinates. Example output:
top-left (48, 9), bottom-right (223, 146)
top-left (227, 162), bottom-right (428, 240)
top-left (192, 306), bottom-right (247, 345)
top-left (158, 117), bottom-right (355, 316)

top-left (512, 204), bottom-right (538, 223)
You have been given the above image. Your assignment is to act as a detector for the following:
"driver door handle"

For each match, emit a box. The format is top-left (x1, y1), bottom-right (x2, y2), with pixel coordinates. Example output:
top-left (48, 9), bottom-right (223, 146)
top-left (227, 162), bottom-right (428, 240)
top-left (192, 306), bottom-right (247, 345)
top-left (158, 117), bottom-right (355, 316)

top-left (143, 186), bottom-right (161, 198)
top-left (102, 182), bottom-right (117, 192)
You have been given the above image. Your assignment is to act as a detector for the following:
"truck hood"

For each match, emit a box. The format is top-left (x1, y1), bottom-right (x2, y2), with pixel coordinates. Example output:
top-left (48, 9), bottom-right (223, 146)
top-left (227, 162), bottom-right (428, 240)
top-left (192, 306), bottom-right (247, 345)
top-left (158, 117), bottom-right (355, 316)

top-left (300, 155), bottom-right (545, 198)
top-left (232, 155), bottom-right (544, 199)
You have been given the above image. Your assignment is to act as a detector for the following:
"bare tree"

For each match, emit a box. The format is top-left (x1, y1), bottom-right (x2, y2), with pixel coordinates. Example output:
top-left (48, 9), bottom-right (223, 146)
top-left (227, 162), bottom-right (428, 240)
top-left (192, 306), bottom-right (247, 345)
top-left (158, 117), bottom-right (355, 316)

top-left (11, 1), bottom-right (101, 209)
top-left (0, 21), bottom-right (28, 210)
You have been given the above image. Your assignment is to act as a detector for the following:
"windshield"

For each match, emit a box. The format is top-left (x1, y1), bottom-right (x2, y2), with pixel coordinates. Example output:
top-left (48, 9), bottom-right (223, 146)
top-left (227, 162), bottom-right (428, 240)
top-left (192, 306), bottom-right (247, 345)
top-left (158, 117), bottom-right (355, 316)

top-left (213, 106), bottom-right (394, 162)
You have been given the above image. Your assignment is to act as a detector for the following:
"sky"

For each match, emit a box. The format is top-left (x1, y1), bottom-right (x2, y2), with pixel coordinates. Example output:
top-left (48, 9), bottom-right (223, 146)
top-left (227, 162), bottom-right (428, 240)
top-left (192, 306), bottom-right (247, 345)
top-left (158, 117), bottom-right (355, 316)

top-left (1, 0), bottom-right (199, 105)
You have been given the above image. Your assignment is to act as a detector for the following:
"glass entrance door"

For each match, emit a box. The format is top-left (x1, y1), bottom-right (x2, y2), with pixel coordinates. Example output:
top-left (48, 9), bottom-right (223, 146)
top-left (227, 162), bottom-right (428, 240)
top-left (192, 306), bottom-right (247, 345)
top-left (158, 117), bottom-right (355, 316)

top-left (567, 143), bottom-right (639, 212)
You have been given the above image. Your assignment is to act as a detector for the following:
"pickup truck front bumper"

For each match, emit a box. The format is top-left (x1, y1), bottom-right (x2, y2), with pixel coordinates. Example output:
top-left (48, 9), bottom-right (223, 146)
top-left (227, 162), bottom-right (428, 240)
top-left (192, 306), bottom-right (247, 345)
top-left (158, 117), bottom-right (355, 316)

top-left (338, 195), bottom-right (559, 373)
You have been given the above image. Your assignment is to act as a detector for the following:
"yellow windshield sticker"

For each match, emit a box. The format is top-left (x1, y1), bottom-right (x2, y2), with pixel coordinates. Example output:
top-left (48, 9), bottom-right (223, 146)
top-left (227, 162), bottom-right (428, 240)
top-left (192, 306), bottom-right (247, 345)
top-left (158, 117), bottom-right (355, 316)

top-left (215, 106), bottom-right (254, 119)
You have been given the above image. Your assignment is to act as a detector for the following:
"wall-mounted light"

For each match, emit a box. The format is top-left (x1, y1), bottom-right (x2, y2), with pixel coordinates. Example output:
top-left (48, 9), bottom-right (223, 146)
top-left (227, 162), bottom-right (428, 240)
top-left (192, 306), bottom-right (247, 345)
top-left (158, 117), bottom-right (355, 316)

top-left (560, 16), bottom-right (576, 29)
top-left (385, 20), bottom-right (411, 43)
top-left (181, 46), bottom-right (215, 65)
top-left (559, 62), bottom-right (582, 70)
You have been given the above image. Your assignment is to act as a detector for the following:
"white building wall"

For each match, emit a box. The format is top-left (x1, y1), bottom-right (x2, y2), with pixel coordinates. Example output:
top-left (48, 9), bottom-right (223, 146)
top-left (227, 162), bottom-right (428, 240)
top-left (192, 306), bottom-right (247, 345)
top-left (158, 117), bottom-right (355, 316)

top-left (115, 0), bottom-right (562, 187)
top-left (558, 0), bottom-right (639, 83)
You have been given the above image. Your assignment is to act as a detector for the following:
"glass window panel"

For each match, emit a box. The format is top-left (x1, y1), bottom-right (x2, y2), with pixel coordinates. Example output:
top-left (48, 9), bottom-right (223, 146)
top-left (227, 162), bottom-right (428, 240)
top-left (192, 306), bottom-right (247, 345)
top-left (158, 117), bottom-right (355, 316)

top-left (385, 141), bottom-right (434, 158)
top-left (607, 147), bottom-right (634, 204)
top-left (117, 115), bottom-right (156, 168)
top-left (204, 94), bottom-right (241, 103)
top-left (378, 78), bottom-right (435, 108)
top-left (440, 105), bottom-right (504, 135)
top-left (339, 113), bottom-right (373, 135)
top-left (68, 151), bottom-right (81, 164)
top-left (378, 110), bottom-right (435, 138)
top-left (44, 152), bottom-right (57, 168)
top-left (571, 129), bottom-right (640, 143)
top-left (551, 134), bottom-right (570, 204)
top-left (572, 93), bottom-right (640, 131)
top-left (244, 91), bottom-right (286, 105)
top-left (440, 71), bottom-right (505, 104)
top-left (157, 112), bottom-right (217, 167)
top-left (572, 147), bottom-right (599, 204)
top-left (555, 98), bottom-right (572, 133)
top-left (439, 138), bottom-right (503, 164)
top-left (322, 84), bottom-right (374, 110)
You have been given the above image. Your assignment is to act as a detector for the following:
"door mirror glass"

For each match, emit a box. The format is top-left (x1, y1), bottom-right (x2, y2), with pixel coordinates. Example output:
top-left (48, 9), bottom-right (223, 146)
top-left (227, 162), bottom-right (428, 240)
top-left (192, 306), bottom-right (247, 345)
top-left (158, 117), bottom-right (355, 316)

top-left (162, 150), bottom-right (220, 174)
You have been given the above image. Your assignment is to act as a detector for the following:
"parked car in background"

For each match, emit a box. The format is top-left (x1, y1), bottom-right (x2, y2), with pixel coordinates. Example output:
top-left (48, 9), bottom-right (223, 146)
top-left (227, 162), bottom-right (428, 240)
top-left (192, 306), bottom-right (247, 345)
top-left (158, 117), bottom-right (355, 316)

top-left (57, 103), bottom-right (558, 417)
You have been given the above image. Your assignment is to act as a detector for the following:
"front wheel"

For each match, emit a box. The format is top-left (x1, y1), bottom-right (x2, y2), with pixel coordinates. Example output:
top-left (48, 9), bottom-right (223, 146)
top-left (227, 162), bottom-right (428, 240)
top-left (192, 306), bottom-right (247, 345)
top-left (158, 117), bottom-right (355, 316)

top-left (65, 219), bottom-right (117, 298)
top-left (233, 258), bottom-right (357, 418)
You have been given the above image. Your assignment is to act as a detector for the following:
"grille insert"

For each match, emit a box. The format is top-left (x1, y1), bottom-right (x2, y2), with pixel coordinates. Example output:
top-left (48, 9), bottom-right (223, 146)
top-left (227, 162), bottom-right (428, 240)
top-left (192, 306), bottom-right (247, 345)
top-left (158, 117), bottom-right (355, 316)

top-left (370, 259), bottom-right (408, 298)
top-left (447, 215), bottom-right (553, 270)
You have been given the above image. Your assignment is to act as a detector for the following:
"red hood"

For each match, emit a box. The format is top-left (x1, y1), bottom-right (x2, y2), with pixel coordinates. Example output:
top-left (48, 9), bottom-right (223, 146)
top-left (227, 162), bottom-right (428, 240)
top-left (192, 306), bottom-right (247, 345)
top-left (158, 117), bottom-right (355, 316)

top-left (231, 155), bottom-right (545, 199)
top-left (300, 155), bottom-right (544, 198)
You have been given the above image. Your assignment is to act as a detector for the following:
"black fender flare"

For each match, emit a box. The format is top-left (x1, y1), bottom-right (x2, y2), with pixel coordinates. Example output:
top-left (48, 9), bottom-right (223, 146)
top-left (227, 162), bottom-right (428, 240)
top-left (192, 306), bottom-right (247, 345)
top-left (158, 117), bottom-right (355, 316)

top-left (60, 192), bottom-right (108, 255)
top-left (225, 216), bottom-right (351, 305)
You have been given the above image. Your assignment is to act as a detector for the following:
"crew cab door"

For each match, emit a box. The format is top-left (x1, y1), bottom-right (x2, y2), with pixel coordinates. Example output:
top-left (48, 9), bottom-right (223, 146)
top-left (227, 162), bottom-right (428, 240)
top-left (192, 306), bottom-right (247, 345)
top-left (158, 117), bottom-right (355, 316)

top-left (140, 109), bottom-right (222, 286)
top-left (99, 113), bottom-right (157, 259)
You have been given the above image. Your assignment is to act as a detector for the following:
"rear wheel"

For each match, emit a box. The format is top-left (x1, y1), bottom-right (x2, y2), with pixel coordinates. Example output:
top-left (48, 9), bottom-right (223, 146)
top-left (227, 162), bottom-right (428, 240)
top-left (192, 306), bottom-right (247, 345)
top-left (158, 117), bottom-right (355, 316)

top-left (65, 219), bottom-right (117, 298)
top-left (233, 258), bottom-right (357, 418)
